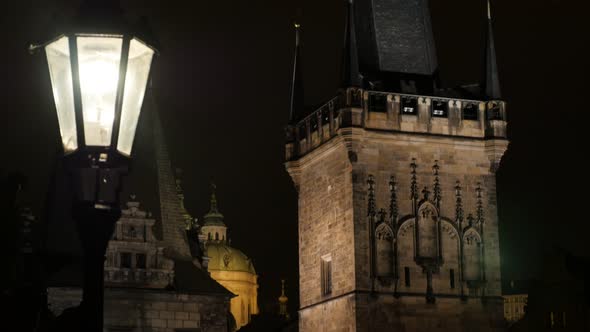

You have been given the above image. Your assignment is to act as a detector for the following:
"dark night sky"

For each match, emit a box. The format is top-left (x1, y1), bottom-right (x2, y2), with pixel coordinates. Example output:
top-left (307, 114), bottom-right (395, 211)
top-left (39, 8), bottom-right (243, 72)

top-left (2, 0), bottom-right (590, 313)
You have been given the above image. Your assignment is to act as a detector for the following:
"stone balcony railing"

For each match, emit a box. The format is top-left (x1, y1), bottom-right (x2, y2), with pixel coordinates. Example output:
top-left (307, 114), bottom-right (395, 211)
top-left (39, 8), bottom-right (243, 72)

top-left (104, 267), bottom-right (174, 289)
top-left (285, 88), bottom-right (508, 161)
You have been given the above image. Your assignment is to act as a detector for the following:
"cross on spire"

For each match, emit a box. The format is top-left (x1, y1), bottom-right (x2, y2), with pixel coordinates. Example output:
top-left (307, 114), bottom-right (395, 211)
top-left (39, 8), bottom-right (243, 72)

top-left (209, 182), bottom-right (218, 213)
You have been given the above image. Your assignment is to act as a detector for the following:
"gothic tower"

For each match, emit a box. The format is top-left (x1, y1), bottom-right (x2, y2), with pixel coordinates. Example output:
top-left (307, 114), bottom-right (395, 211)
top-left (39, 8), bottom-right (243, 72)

top-left (285, 1), bottom-right (508, 331)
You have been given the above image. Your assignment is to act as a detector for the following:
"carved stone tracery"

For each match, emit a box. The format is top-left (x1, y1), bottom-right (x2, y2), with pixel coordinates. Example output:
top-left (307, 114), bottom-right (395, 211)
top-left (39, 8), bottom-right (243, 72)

top-left (366, 161), bottom-right (488, 302)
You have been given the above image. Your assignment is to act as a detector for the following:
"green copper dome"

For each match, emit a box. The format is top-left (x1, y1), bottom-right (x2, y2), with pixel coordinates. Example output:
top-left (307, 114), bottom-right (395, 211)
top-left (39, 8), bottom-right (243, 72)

top-left (206, 242), bottom-right (256, 274)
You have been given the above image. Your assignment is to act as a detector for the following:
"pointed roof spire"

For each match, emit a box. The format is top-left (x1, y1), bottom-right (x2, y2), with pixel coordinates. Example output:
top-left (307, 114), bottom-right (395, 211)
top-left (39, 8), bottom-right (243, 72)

top-left (484, 0), bottom-right (501, 99)
top-left (289, 22), bottom-right (304, 123)
top-left (152, 97), bottom-right (192, 258)
top-left (203, 182), bottom-right (225, 227)
top-left (341, 0), bottom-right (361, 88)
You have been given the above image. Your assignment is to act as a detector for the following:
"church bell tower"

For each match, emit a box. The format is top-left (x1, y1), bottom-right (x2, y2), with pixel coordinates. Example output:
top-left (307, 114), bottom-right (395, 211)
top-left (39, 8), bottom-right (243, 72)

top-left (285, 1), bottom-right (508, 331)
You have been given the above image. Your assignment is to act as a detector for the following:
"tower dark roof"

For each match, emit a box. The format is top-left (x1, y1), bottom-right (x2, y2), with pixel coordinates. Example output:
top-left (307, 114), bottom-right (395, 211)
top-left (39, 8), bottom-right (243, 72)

top-left (484, 0), bottom-right (501, 99)
top-left (354, 0), bottom-right (438, 77)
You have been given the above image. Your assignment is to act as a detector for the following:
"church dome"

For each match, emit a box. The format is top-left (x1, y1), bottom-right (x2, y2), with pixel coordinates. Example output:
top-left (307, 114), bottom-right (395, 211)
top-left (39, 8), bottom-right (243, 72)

top-left (206, 242), bottom-right (256, 275)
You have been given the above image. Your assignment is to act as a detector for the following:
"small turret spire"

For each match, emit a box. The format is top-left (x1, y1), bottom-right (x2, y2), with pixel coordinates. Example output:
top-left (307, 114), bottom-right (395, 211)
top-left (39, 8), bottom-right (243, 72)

top-left (289, 23), bottom-right (304, 123)
top-left (341, 0), bottom-right (361, 87)
top-left (201, 182), bottom-right (227, 243)
top-left (484, 0), bottom-right (501, 99)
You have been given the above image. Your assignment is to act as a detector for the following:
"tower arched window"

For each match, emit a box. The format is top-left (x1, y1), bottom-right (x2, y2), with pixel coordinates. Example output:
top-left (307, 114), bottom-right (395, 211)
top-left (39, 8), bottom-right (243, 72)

top-left (463, 230), bottom-right (482, 281)
top-left (417, 203), bottom-right (439, 259)
top-left (375, 224), bottom-right (394, 277)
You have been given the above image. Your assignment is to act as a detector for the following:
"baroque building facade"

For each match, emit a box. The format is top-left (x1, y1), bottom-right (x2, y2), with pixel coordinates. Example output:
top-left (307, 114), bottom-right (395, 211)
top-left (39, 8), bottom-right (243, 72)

top-left (284, 0), bottom-right (508, 331)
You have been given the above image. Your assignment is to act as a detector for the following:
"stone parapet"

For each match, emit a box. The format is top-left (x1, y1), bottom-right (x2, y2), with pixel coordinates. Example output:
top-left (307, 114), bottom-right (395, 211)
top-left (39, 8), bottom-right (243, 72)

top-left (286, 88), bottom-right (508, 161)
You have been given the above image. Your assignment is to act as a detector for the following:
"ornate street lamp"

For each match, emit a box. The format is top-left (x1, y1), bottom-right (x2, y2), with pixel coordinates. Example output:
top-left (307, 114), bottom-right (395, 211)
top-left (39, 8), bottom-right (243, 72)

top-left (30, 1), bottom-right (157, 331)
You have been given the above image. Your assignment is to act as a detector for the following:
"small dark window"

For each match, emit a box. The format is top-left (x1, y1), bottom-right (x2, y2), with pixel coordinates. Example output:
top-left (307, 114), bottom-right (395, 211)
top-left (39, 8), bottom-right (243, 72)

top-left (487, 102), bottom-right (502, 120)
top-left (463, 103), bottom-right (478, 120)
top-left (136, 253), bottom-right (146, 269)
top-left (322, 109), bottom-right (330, 123)
top-left (298, 125), bottom-right (306, 138)
top-left (404, 267), bottom-right (411, 287)
top-left (450, 269), bottom-right (455, 289)
top-left (368, 94), bottom-right (387, 113)
top-left (215, 232), bottom-right (219, 240)
top-left (431, 100), bottom-right (447, 118)
top-left (401, 97), bottom-right (417, 115)
top-left (120, 252), bottom-right (132, 268)
top-left (321, 255), bottom-right (332, 295)
top-left (310, 116), bottom-right (318, 132)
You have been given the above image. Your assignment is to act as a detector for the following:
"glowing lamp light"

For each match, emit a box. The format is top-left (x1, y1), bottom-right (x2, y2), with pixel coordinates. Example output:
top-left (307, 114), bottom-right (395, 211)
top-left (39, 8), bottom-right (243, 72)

top-left (44, 33), bottom-right (155, 156)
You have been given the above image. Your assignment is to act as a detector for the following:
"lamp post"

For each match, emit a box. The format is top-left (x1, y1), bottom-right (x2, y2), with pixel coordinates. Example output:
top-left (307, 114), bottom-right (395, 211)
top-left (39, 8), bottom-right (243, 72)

top-left (30, 1), bottom-right (157, 331)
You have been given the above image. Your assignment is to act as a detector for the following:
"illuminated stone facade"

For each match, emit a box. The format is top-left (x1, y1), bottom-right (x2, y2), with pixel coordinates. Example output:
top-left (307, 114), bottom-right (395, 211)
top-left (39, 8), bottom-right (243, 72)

top-left (284, 0), bottom-right (509, 330)
top-left (285, 90), bottom-right (508, 331)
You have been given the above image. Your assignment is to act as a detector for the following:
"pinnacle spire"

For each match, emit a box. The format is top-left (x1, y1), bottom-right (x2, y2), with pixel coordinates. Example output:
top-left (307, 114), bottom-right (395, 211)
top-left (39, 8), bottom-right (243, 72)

top-left (280, 279), bottom-right (287, 298)
top-left (484, 0), bottom-right (501, 99)
top-left (341, 0), bottom-right (361, 88)
top-left (289, 22), bottom-right (304, 123)
top-left (202, 182), bottom-right (225, 232)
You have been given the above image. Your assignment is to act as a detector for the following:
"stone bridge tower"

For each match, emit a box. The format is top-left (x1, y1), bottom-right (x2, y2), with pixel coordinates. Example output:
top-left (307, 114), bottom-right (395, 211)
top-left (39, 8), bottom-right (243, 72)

top-left (285, 1), bottom-right (508, 331)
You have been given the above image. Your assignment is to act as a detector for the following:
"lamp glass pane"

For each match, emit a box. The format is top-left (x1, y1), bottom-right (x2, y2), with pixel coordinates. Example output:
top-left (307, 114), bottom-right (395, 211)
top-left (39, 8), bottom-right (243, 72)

top-left (45, 36), bottom-right (78, 152)
top-left (77, 36), bottom-right (123, 147)
top-left (117, 39), bottom-right (154, 155)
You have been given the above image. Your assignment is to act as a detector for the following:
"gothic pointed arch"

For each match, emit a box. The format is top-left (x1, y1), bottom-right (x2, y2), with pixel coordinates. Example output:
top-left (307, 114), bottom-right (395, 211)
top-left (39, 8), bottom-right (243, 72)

top-left (436, 219), bottom-right (461, 294)
top-left (397, 218), bottom-right (417, 290)
top-left (463, 228), bottom-right (483, 282)
top-left (375, 223), bottom-right (394, 277)
top-left (416, 201), bottom-right (439, 260)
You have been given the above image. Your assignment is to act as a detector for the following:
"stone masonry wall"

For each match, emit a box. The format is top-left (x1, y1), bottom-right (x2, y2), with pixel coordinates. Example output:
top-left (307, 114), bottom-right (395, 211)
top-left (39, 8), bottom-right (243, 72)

top-left (299, 293), bottom-right (356, 332)
top-left (48, 287), bottom-right (230, 332)
top-left (355, 293), bottom-right (506, 331)
top-left (291, 139), bottom-right (356, 330)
